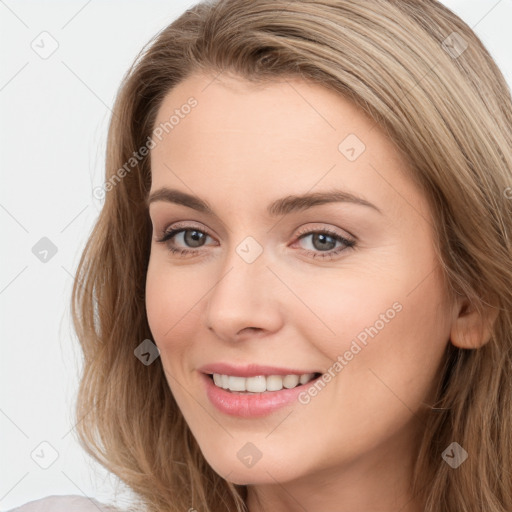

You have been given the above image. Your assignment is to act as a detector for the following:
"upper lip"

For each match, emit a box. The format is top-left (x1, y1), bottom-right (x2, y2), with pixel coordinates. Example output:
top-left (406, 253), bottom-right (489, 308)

top-left (198, 363), bottom-right (321, 377)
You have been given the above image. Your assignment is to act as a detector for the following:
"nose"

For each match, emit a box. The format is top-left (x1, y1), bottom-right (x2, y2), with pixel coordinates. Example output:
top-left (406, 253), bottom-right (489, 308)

top-left (203, 245), bottom-right (284, 342)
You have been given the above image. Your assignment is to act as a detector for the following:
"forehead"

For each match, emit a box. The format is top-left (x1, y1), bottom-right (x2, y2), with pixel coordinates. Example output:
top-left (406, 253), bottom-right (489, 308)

top-left (152, 72), bottom-right (377, 156)
top-left (149, 72), bottom-right (431, 226)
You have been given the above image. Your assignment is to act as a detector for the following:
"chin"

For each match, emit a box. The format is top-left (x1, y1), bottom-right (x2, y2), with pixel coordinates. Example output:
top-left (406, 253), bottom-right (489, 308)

top-left (219, 466), bottom-right (289, 486)
top-left (202, 448), bottom-right (305, 486)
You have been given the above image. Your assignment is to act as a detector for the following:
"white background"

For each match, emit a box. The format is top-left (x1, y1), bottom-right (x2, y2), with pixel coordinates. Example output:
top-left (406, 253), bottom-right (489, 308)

top-left (1, 1), bottom-right (511, 510)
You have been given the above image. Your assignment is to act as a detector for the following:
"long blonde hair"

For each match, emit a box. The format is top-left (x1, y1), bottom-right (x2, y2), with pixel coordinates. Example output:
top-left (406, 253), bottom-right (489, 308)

top-left (71, 1), bottom-right (512, 510)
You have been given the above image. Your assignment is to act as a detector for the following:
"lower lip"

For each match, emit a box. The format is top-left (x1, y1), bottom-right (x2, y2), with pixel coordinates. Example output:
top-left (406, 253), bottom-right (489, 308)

top-left (201, 372), bottom-right (319, 418)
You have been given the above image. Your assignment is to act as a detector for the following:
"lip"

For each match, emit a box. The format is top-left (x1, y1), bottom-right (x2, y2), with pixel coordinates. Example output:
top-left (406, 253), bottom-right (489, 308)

top-left (199, 371), bottom-right (322, 418)
top-left (197, 362), bottom-right (320, 377)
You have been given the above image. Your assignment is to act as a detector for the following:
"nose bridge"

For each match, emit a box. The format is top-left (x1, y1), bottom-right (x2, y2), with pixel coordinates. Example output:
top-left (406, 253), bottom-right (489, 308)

top-left (204, 234), bottom-right (282, 339)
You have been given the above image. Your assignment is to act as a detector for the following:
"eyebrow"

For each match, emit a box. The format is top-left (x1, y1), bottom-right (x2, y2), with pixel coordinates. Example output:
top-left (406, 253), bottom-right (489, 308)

top-left (146, 187), bottom-right (382, 216)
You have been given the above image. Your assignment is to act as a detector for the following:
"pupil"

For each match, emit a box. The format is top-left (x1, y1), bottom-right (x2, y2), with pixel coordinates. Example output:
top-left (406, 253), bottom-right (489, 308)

top-left (313, 233), bottom-right (335, 251)
top-left (185, 230), bottom-right (205, 248)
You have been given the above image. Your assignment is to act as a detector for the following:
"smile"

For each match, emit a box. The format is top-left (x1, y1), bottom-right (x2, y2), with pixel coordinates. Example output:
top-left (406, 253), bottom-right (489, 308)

top-left (209, 372), bottom-right (321, 393)
top-left (200, 371), bottom-right (324, 417)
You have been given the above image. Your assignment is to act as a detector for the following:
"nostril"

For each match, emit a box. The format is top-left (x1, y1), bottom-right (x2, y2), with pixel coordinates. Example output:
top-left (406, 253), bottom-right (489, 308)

top-left (237, 327), bottom-right (261, 336)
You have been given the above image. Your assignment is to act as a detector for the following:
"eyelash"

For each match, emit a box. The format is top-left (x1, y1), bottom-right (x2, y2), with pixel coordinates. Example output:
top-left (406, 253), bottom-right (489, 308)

top-left (155, 224), bottom-right (356, 260)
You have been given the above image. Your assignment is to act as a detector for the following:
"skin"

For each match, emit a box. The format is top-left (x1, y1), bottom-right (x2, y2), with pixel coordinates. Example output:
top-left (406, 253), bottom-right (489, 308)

top-left (145, 72), bottom-right (491, 512)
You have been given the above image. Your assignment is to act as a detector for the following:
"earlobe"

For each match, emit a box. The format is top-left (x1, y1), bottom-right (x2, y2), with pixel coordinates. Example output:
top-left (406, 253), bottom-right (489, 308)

top-left (449, 297), bottom-right (500, 349)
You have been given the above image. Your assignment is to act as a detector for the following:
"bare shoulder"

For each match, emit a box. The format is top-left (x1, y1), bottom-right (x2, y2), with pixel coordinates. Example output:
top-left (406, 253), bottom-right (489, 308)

top-left (7, 495), bottom-right (128, 512)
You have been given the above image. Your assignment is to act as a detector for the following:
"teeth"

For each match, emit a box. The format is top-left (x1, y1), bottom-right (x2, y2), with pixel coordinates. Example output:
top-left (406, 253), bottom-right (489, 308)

top-left (283, 374), bottom-right (300, 388)
top-left (228, 376), bottom-right (246, 391)
top-left (299, 373), bottom-right (314, 385)
top-left (246, 376), bottom-right (267, 392)
top-left (211, 372), bottom-right (317, 393)
top-left (266, 375), bottom-right (283, 391)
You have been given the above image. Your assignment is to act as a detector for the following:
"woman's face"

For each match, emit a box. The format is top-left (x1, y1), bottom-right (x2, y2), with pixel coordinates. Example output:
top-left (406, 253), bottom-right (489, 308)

top-left (146, 72), bottom-right (453, 494)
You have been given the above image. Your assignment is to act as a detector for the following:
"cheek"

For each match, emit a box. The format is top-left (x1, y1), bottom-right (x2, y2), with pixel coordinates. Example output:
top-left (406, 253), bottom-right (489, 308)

top-left (325, 269), bottom-right (451, 417)
top-left (268, 257), bottom-right (408, 358)
top-left (284, 270), bottom-right (451, 468)
top-left (286, 251), bottom-right (452, 408)
top-left (145, 258), bottom-right (203, 354)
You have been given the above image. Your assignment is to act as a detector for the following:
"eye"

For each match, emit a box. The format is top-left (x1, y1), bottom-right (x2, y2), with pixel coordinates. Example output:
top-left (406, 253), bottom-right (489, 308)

top-left (155, 223), bottom-right (215, 257)
top-left (293, 226), bottom-right (356, 260)
top-left (155, 223), bottom-right (356, 260)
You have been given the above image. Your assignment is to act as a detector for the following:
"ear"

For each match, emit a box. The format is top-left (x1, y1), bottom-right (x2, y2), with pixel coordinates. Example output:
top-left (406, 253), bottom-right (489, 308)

top-left (449, 296), bottom-right (499, 349)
